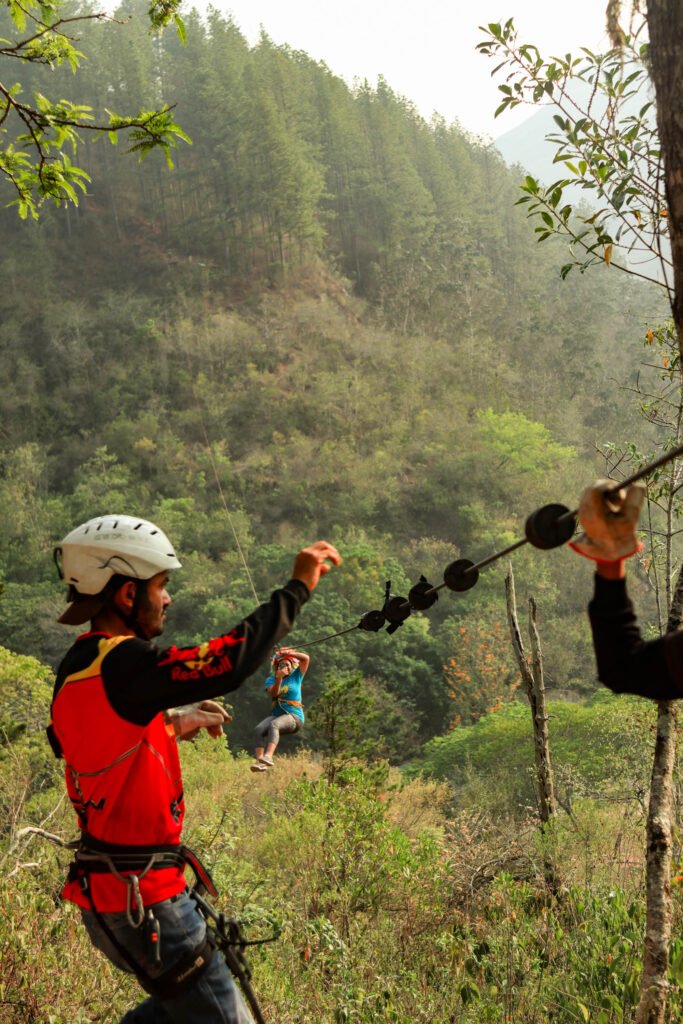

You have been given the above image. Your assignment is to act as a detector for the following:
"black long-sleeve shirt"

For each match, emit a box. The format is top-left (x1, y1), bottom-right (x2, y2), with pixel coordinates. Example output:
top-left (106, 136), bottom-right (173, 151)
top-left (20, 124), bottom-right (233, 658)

top-left (588, 574), bottom-right (683, 701)
top-left (53, 579), bottom-right (310, 726)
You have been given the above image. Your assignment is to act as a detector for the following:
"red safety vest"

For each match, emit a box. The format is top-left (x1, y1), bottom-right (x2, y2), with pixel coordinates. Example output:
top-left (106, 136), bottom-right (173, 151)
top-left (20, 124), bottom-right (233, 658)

top-left (50, 633), bottom-right (186, 912)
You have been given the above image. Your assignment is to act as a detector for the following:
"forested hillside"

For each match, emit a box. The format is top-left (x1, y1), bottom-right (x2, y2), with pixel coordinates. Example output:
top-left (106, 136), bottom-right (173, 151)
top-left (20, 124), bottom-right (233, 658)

top-left (0, 4), bottom-right (667, 737)
top-left (4, 3), bottom-right (683, 1021)
top-left (0, 0), bottom-right (669, 755)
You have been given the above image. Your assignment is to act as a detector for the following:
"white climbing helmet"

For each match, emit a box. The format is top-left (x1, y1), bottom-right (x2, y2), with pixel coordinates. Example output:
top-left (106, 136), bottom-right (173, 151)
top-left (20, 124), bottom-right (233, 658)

top-left (55, 515), bottom-right (182, 625)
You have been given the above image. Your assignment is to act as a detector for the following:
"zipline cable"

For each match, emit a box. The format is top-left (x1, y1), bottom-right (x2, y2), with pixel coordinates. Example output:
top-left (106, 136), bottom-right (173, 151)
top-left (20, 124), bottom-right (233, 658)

top-left (293, 624), bottom-right (361, 650)
top-left (182, 346), bottom-right (261, 606)
top-left (408, 538), bottom-right (530, 602)
top-left (416, 439), bottom-right (683, 598)
top-left (558, 438), bottom-right (683, 524)
top-left (199, 419), bottom-right (261, 606)
top-left (289, 440), bottom-right (683, 647)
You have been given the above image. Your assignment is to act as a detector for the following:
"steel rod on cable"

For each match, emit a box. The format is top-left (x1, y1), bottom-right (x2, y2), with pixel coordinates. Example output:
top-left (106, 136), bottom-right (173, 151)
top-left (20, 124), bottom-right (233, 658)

top-left (294, 624), bottom-right (360, 649)
top-left (291, 441), bottom-right (683, 647)
top-left (610, 440), bottom-right (683, 491)
top-left (460, 537), bottom-right (529, 576)
top-left (430, 441), bottom-right (683, 598)
top-left (555, 440), bottom-right (683, 526)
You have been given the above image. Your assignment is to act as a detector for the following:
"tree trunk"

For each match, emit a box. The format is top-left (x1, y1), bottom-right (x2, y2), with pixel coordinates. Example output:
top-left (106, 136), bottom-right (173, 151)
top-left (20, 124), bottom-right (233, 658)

top-left (505, 569), bottom-right (556, 872)
top-left (646, 0), bottom-right (683, 353)
top-left (528, 595), bottom-right (555, 822)
top-left (636, 564), bottom-right (683, 1023)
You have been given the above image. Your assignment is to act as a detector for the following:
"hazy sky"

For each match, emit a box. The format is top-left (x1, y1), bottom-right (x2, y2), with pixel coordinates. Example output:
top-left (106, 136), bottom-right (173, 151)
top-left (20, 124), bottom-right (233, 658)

top-left (195, 0), bottom-right (611, 138)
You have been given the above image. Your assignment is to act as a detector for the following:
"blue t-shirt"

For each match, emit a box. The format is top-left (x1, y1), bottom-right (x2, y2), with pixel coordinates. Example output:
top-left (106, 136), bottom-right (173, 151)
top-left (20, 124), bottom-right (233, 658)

top-left (265, 667), bottom-right (305, 722)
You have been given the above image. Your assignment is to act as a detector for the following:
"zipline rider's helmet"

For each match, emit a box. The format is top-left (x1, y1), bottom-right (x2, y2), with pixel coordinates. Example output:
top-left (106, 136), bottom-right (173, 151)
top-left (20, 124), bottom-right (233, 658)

top-left (54, 515), bottom-right (182, 626)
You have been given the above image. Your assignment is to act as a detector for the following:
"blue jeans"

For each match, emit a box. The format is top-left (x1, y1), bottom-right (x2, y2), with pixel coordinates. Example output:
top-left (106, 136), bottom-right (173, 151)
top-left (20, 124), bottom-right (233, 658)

top-left (81, 890), bottom-right (255, 1023)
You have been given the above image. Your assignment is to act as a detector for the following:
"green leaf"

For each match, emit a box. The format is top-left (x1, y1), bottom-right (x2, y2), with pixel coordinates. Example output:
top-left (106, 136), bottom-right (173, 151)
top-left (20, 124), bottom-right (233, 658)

top-left (174, 13), bottom-right (187, 45)
top-left (669, 947), bottom-right (683, 985)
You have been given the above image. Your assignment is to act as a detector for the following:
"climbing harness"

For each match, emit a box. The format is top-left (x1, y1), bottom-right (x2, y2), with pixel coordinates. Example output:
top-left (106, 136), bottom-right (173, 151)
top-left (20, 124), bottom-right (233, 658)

top-left (271, 696), bottom-right (304, 712)
top-left (191, 885), bottom-right (277, 1023)
top-left (288, 440), bottom-right (683, 648)
top-left (20, 827), bottom-right (270, 1023)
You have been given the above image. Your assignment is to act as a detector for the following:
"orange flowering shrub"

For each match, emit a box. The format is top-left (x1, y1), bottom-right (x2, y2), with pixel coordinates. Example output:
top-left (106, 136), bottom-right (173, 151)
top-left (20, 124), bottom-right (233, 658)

top-left (444, 621), bottom-right (521, 727)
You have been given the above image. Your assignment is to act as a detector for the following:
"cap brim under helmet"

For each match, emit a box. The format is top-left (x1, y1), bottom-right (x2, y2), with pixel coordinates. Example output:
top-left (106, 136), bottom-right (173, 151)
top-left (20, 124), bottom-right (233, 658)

top-left (57, 592), bottom-right (109, 626)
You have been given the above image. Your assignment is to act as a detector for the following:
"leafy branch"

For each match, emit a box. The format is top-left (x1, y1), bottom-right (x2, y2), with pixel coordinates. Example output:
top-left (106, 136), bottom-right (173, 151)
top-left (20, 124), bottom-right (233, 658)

top-left (0, 0), bottom-right (189, 218)
top-left (477, 17), bottom-right (672, 298)
top-left (598, 323), bottom-right (683, 620)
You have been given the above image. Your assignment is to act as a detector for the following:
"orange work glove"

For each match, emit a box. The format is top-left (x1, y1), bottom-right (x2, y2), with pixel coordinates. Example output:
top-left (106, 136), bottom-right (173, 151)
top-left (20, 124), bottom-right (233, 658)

top-left (568, 478), bottom-right (646, 562)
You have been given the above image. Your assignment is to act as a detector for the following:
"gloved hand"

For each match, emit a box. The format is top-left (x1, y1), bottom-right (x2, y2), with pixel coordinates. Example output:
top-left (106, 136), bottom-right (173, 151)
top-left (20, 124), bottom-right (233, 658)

top-left (166, 700), bottom-right (232, 741)
top-left (569, 478), bottom-right (646, 562)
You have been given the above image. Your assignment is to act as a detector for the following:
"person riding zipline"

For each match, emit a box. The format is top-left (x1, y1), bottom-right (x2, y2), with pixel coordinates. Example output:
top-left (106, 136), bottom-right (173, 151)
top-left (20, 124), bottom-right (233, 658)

top-left (47, 514), bottom-right (340, 1024)
top-left (568, 477), bottom-right (683, 700)
top-left (251, 647), bottom-right (309, 772)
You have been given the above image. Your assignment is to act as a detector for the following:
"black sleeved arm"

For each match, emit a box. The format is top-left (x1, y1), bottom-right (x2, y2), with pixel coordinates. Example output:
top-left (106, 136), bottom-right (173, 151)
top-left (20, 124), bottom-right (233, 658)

top-left (588, 574), bottom-right (683, 701)
top-left (101, 579), bottom-right (309, 724)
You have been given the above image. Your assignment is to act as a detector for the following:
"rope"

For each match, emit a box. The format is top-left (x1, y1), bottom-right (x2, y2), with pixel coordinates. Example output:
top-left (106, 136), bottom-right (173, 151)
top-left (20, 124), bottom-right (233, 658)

top-left (199, 420), bottom-right (260, 606)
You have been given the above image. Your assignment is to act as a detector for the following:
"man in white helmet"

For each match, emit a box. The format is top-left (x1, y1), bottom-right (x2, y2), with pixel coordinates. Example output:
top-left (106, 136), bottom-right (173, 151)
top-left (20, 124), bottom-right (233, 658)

top-left (48, 514), bottom-right (340, 1024)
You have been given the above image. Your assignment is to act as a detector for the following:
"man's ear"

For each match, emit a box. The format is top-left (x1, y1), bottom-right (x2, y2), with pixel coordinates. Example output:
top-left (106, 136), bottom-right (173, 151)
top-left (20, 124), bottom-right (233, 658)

top-left (114, 579), bottom-right (137, 614)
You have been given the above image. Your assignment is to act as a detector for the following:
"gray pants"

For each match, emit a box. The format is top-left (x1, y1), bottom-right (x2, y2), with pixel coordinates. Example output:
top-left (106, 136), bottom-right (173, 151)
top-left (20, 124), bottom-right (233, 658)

top-left (254, 712), bottom-right (300, 749)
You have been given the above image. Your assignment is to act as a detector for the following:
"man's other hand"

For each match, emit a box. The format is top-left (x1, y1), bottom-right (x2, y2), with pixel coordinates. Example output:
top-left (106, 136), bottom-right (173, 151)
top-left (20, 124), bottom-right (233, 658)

top-left (167, 700), bottom-right (232, 741)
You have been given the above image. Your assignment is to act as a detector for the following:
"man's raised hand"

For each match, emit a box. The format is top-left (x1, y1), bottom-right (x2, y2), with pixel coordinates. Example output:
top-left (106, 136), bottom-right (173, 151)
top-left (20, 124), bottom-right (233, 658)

top-left (292, 541), bottom-right (341, 592)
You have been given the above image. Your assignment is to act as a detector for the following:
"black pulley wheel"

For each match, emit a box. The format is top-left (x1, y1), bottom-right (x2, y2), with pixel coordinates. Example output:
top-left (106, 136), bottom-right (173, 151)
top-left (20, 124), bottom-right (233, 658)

top-left (358, 609), bottom-right (386, 632)
top-left (408, 579), bottom-right (438, 611)
top-left (383, 595), bottom-right (411, 624)
top-left (443, 558), bottom-right (479, 592)
top-left (525, 503), bottom-right (577, 550)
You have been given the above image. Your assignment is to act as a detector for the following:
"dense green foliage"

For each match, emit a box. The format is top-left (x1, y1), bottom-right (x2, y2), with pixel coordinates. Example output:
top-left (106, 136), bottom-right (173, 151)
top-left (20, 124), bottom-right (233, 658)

top-left (2, 7), bottom-right (682, 1019)
top-left (418, 692), bottom-right (655, 814)
top-left (477, 19), bottom-right (665, 289)
top-left (3, 653), bottom-right (683, 1023)
top-left (0, 0), bottom-right (670, 754)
